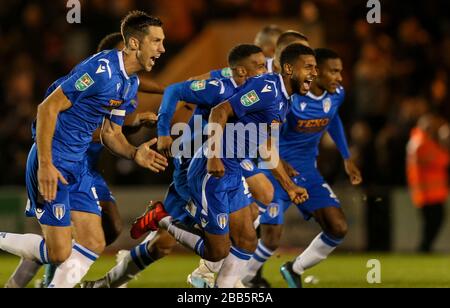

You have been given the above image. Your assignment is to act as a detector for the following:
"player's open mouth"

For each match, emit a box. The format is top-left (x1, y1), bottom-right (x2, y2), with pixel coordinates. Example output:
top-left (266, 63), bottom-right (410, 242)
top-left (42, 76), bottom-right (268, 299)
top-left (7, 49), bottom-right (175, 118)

top-left (303, 79), bottom-right (313, 91)
top-left (149, 55), bottom-right (160, 66)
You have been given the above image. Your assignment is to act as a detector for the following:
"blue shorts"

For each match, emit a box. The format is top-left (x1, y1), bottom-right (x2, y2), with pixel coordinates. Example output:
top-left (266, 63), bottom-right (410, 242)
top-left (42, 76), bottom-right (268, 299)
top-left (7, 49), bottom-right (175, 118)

top-left (240, 159), bottom-right (263, 179)
top-left (163, 183), bottom-right (192, 225)
top-left (91, 171), bottom-right (115, 203)
top-left (25, 144), bottom-right (102, 227)
top-left (187, 158), bottom-right (252, 235)
top-left (260, 168), bottom-right (340, 224)
top-left (172, 156), bottom-right (191, 201)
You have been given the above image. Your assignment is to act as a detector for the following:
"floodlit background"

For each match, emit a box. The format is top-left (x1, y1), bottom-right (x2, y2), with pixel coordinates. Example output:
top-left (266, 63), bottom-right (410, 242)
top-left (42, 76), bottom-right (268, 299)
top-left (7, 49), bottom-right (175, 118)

top-left (0, 0), bottom-right (449, 287)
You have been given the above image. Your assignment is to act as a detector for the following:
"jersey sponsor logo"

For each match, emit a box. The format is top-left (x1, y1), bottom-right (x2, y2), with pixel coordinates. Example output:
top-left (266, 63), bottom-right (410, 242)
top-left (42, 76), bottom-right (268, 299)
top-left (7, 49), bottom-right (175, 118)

top-left (240, 159), bottom-right (255, 171)
top-left (35, 207), bottom-right (45, 220)
top-left (240, 90), bottom-right (260, 107)
top-left (190, 80), bottom-right (206, 91)
top-left (268, 203), bottom-right (280, 218)
top-left (75, 73), bottom-right (95, 91)
top-left (217, 213), bottom-right (228, 230)
top-left (109, 99), bottom-right (123, 107)
top-left (209, 80), bottom-right (220, 87)
top-left (296, 118), bottom-right (330, 132)
top-left (323, 98), bottom-right (332, 113)
top-left (300, 102), bottom-right (307, 111)
top-left (261, 84), bottom-right (273, 93)
top-left (221, 67), bottom-right (232, 78)
top-left (53, 204), bottom-right (66, 221)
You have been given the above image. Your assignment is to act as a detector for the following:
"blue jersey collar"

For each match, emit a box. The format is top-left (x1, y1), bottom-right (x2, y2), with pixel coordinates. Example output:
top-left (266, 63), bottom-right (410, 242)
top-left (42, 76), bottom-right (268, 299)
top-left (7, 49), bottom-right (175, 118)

top-left (277, 74), bottom-right (290, 100)
top-left (306, 90), bottom-right (328, 101)
top-left (117, 51), bottom-right (130, 80)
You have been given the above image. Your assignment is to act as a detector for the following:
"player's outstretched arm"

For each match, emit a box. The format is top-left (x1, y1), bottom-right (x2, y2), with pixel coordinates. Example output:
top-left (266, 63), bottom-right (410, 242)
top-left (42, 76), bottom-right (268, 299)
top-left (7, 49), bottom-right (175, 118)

top-left (36, 86), bottom-right (70, 202)
top-left (138, 73), bottom-right (165, 94)
top-left (101, 118), bottom-right (168, 173)
top-left (328, 115), bottom-right (362, 185)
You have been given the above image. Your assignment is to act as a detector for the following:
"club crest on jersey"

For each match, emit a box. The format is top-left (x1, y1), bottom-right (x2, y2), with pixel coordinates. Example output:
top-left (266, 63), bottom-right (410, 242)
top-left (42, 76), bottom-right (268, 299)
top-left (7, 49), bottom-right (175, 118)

top-left (109, 99), bottom-right (123, 107)
top-left (221, 67), bottom-right (232, 78)
top-left (240, 159), bottom-right (255, 171)
top-left (217, 213), bottom-right (228, 230)
top-left (75, 73), bottom-right (95, 91)
top-left (268, 203), bottom-right (280, 218)
top-left (323, 98), bottom-right (332, 114)
top-left (190, 80), bottom-right (206, 91)
top-left (241, 90), bottom-right (260, 107)
top-left (53, 204), bottom-right (66, 221)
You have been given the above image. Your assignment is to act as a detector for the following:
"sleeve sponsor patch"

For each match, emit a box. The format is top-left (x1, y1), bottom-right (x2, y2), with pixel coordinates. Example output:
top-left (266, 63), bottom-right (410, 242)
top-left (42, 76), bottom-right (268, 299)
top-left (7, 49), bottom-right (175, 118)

top-left (75, 73), bottom-right (95, 91)
top-left (240, 90), bottom-right (260, 106)
top-left (221, 67), bottom-right (232, 78)
top-left (190, 80), bottom-right (206, 91)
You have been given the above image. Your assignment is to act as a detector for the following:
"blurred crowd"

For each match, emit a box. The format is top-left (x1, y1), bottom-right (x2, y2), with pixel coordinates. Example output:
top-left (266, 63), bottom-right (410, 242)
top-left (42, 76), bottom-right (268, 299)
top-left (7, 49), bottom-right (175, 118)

top-left (0, 0), bottom-right (449, 195)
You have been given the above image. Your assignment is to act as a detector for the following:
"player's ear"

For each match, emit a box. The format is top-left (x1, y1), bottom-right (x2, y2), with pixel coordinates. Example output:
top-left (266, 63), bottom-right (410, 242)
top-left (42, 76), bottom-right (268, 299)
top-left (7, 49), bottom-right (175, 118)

top-left (235, 66), bottom-right (246, 78)
top-left (283, 63), bottom-right (293, 76)
top-left (129, 37), bottom-right (140, 51)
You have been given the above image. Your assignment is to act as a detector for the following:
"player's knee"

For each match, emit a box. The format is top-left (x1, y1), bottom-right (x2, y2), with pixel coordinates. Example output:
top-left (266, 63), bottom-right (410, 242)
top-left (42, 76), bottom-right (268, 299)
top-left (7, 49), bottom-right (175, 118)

top-left (208, 247), bottom-right (230, 262)
top-left (261, 225), bottom-right (282, 251)
top-left (81, 237), bottom-right (106, 255)
top-left (233, 231), bottom-right (258, 253)
top-left (47, 247), bottom-right (72, 265)
top-left (253, 184), bottom-right (274, 206)
top-left (153, 236), bottom-right (177, 258)
top-left (328, 220), bottom-right (348, 239)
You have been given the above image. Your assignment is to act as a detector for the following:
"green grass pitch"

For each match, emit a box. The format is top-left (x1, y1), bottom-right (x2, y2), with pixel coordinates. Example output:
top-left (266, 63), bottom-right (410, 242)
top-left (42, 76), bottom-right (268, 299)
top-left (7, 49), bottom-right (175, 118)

top-left (1, 253), bottom-right (449, 288)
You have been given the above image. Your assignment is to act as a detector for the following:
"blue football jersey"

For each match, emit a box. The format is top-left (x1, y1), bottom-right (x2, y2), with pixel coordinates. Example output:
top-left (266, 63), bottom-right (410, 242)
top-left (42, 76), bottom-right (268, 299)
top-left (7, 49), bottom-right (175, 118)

top-left (158, 77), bottom-right (239, 138)
top-left (33, 49), bottom-right (139, 162)
top-left (221, 73), bottom-right (291, 173)
top-left (209, 67), bottom-right (233, 79)
top-left (278, 86), bottom-right (349, 171)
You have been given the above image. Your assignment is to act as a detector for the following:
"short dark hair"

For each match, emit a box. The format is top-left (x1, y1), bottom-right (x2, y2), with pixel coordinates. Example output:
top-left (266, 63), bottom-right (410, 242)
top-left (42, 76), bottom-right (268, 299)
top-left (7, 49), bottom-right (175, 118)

top-left (255, 25), bottom-right (283, 45)
top-left (280, 43), bottom-right (315, 67)
top-left (228, 44), bottom-right (263, 67)
top-left (97, 32), bottom-right (123, 52)
top-left (276, 30), bottom-right (309, 48)
top-left (120, 11), bottom-right (163, 46)
top-left (314, 48), bottom-right (340, 66)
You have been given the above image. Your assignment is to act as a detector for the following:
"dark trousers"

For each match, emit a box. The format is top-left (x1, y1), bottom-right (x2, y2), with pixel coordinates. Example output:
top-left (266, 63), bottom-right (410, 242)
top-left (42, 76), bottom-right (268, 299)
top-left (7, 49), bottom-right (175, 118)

top-left (419, 204), bottom-right (445, 252)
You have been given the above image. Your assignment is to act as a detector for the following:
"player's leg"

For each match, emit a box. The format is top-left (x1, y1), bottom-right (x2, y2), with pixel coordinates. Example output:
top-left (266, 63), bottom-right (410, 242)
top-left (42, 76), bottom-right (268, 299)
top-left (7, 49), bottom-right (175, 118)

top-left (215, 201), bottom-right (257, 288)
top-left (40, 199), bottom-right (121, 288)
top-left (282, 179), bottom-right (344, 288)
top-left (1, 144), bottom-right (72, 266)
top-left (94, 172), bottom-right (123, 246)
top-left (82, 184), bottom-right (188, 288)
top-left (241, 164), bottom-right (274, 287)
top-left (241, 200), bottom-right (286, 286)
top-left (4, 258), bottom-right (43, 288)
top-left (47, 181), bottom-right (106, 288)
